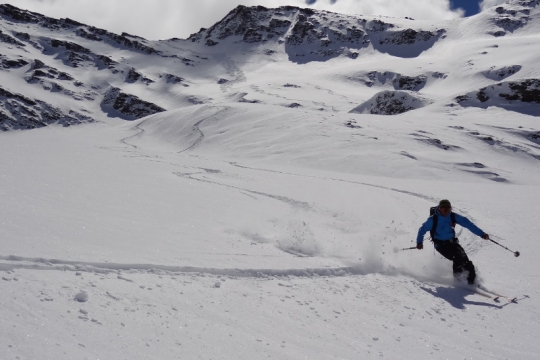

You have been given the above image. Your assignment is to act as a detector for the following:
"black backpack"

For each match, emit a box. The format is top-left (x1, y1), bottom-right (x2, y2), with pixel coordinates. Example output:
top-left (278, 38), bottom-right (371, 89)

top-left (429, 206), bottom-right (456, 240)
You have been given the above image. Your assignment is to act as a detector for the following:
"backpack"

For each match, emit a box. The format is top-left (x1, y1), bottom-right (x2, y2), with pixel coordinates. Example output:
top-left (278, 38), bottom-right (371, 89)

top-left (429, 206), bottom-right (456, 240)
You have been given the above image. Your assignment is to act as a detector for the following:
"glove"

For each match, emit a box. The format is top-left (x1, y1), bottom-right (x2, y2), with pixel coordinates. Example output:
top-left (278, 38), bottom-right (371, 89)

top-left (416, 242), bottom-right (423, 250)
top-left (482, 233), bottom-right (490, 240)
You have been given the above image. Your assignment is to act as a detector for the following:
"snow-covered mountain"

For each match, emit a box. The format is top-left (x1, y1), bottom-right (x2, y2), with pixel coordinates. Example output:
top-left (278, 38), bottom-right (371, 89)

top-left (1, 1), bottom-right (540, 359)
top-left (1, 0), bottom-right (539, 130)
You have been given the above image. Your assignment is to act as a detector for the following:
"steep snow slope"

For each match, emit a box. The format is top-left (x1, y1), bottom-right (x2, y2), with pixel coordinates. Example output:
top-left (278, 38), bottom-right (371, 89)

top-left (1, 1), bottom-right (540, 359)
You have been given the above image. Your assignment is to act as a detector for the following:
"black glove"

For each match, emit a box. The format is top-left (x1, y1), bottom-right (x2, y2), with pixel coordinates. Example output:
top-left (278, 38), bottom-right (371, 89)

top-left (417, 242), bottom-right (423, 250)
top-left (482, 233), bottom-right (490, 240)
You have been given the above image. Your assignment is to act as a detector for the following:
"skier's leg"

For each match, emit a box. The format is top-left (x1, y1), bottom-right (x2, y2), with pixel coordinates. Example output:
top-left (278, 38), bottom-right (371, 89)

top-left (454, 244), bottom-right (475, 284)
top-left (435, 244), bottom-right (462, 273)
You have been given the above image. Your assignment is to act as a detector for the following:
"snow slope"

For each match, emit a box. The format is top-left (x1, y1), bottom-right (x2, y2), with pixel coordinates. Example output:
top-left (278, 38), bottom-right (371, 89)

top-left (1, 1), bottom-right (540, 359)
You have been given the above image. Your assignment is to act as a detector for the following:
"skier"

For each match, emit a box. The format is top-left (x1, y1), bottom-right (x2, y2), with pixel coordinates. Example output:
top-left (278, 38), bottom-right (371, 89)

top-left (416, 199), bottom-right (490, 284)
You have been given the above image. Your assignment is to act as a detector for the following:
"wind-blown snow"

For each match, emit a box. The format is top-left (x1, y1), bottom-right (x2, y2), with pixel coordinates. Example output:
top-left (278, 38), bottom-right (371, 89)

top-left (1, 1), bottom-right (540, 359)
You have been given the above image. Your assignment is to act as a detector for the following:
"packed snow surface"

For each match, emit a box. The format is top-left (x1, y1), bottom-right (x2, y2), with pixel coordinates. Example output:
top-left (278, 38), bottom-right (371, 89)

top-left (1, 1), bottom-right (540, 359)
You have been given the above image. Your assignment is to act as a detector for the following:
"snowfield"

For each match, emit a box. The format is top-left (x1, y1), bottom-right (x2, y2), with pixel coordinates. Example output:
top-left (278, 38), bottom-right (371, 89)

top-left (1, 1), bottom-right (540, 359)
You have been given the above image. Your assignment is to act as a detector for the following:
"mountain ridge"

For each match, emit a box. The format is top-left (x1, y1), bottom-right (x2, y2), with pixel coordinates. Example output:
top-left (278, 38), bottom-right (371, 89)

top-left (0, 1), bottom-right (539, 131)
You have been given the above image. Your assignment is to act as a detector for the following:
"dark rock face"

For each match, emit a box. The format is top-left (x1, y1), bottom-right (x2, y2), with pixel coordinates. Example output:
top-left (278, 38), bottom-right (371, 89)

top-left (101, 87), bottom-right (166, 120)
top-left (0, 30), bottom-right (25, 46)
top-left (187, 5), bottom-right (443, 62)
top-left (0, 4), bottom-right (41, 23)
top-left (456, 79), bottom-right (540, 115)
top-left (499, 79), bottom-right (540, 102)
top-left (483, 65), bottom-right (522, 80)
top-left (44, 39), bottom-right (93, 67)
top-left (393, 75), bottom-right (427, 91)
top-left (160, 73), bottom-right (187, 85)
top-left (1, 55), bottom-right (29, 69)
top-left (366, 19), bottom-right (395, 32)
top-left (0, 4), bottom-right (161, 56)
top-left (415, 137), bottom-right (460, 151)
top-left (24, 59), bottom-right (74, 84)
top-left (84, 27), bottom-right (160, 54)
top-left (96, 54), bottom-right (118, 68)
top-left (0, 85), bottom-right (94, 131)
top-left (378, 29), bottom-right (443, 45)
top-left (126, 68), bottom-right (154, 84)
top-left (457, 79), bottom-right (540, 104)
top-left (350, 90), bottom-right (432, 115)
top-left (490, 2), bottom-right (534, 36)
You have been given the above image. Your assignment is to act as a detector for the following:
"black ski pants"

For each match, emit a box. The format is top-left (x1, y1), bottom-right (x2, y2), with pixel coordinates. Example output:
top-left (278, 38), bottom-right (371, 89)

top-left (435, 241), bottom-right (475, 282)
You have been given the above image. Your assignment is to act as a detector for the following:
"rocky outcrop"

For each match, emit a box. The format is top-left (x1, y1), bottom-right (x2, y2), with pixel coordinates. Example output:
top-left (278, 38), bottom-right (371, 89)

top-left (393, 74), bottom-right (427, 91)
top-left (24, 59), bottom-right (75, 83)
top-left (1, 55), bottom-right (29, 69)
top-left (377, 29), bottom-right (445, 46)
top-left (0, 4), bottom-right (161, 55)
top-left (187, 5), bottom-right (444, 62)
top-left (483, 65), bottom-right (522, 80)
top-left (0, 30), bottom-right (26, 47)
top-left (350, 90), bottom-right (433, 115)
top-left (348, 71), bottom-right (428, 91)
top-left (160, 73), bottom-right (188, 86)
top-left (101, 87), bottom-right (166, 120)
top-left (456, 79), bottom-right (540, 115)
top-left (0, 85), bottom-right (94, 130)
top-left (126, 68), bottom-right (154, 84)
top-left (488, 1), bottom-right (535, 36)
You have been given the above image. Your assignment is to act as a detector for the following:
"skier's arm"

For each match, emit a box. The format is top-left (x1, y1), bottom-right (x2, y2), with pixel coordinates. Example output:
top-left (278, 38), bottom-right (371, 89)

top-left (454, 213), bottom-right (485, 237)
top-left (416, 217), bottom-right (433, 244)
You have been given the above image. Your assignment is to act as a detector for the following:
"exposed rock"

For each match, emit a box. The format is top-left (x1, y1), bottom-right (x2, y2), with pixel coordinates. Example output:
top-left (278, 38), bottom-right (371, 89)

top-left (44, 39), bottom-right (93, 67)
top-left (1, 55), bottom-right (29, 69)
top-left (499, 79), bottom-right (540, 102)
top-left (160, 73), bottom-right (187, 85)
top-left (350, 90), bottom-right (433, 115)
top-left (49, 39), bottom-right (91, 54)
top-left (13, 32), bottom-right (31, 42)
top-left (101, 87), bottom-right (165, 120)
top-left (483, 65), bottom-right (522, 80)
top-left (415, 137), bottom-right (460, 151)
top-left (393, 75), bottom-right (427, 91)
top-left (33, 59), bottom-right (45, 70)
top-left (378, 29), bottom-right (444, 46)
top-left (0, 4), bottom-right (41, 23)
top-left (366, 19), bottom-right (395, 32)
top-left (0, 85), bottom-right (94, 130)
top-left (456, 79), bottom-right (540, 115)
top-left (96, 54), bottom-right (118, 69)
top-left (75, 28), bottom-right (102, 42)
top-left (491, 3), bottom-right (532, 32)
top-left (0, 30), bottom-right (25, 46)
top-left (85, 27), bottom-right (160, 54)
top-left (126, 68), bottom-right (154, 84)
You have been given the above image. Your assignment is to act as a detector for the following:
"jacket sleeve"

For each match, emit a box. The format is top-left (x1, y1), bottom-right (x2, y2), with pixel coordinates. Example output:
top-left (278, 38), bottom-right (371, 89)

top-left (416, 217), bottom-right (433, 243)
top-left (454, 213), bottom-right (484, 237)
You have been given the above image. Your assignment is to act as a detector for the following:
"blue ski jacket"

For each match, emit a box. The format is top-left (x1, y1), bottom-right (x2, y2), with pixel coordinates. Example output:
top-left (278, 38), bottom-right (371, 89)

top-left (416, 210), bottom-right (485, 244)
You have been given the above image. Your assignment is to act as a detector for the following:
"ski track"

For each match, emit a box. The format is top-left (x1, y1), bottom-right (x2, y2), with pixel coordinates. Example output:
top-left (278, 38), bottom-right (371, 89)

top-left (0, 255), bottom-right (357, 278)
top-left (178, 107), bottom-right (228, 153)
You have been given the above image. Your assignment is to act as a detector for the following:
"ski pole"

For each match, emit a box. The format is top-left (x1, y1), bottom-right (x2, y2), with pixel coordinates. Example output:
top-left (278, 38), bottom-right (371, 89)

top-left (392, 246), bottom-right (417, 253)
top-left (490, 239), bottom-right (520, 257)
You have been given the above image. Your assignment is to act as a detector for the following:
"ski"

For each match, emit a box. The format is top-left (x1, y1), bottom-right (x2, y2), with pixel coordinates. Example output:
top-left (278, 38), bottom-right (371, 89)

top-left (475, 284), bottom-right (517, 303)
top-left (469, 286), bottom-right (501, 302)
